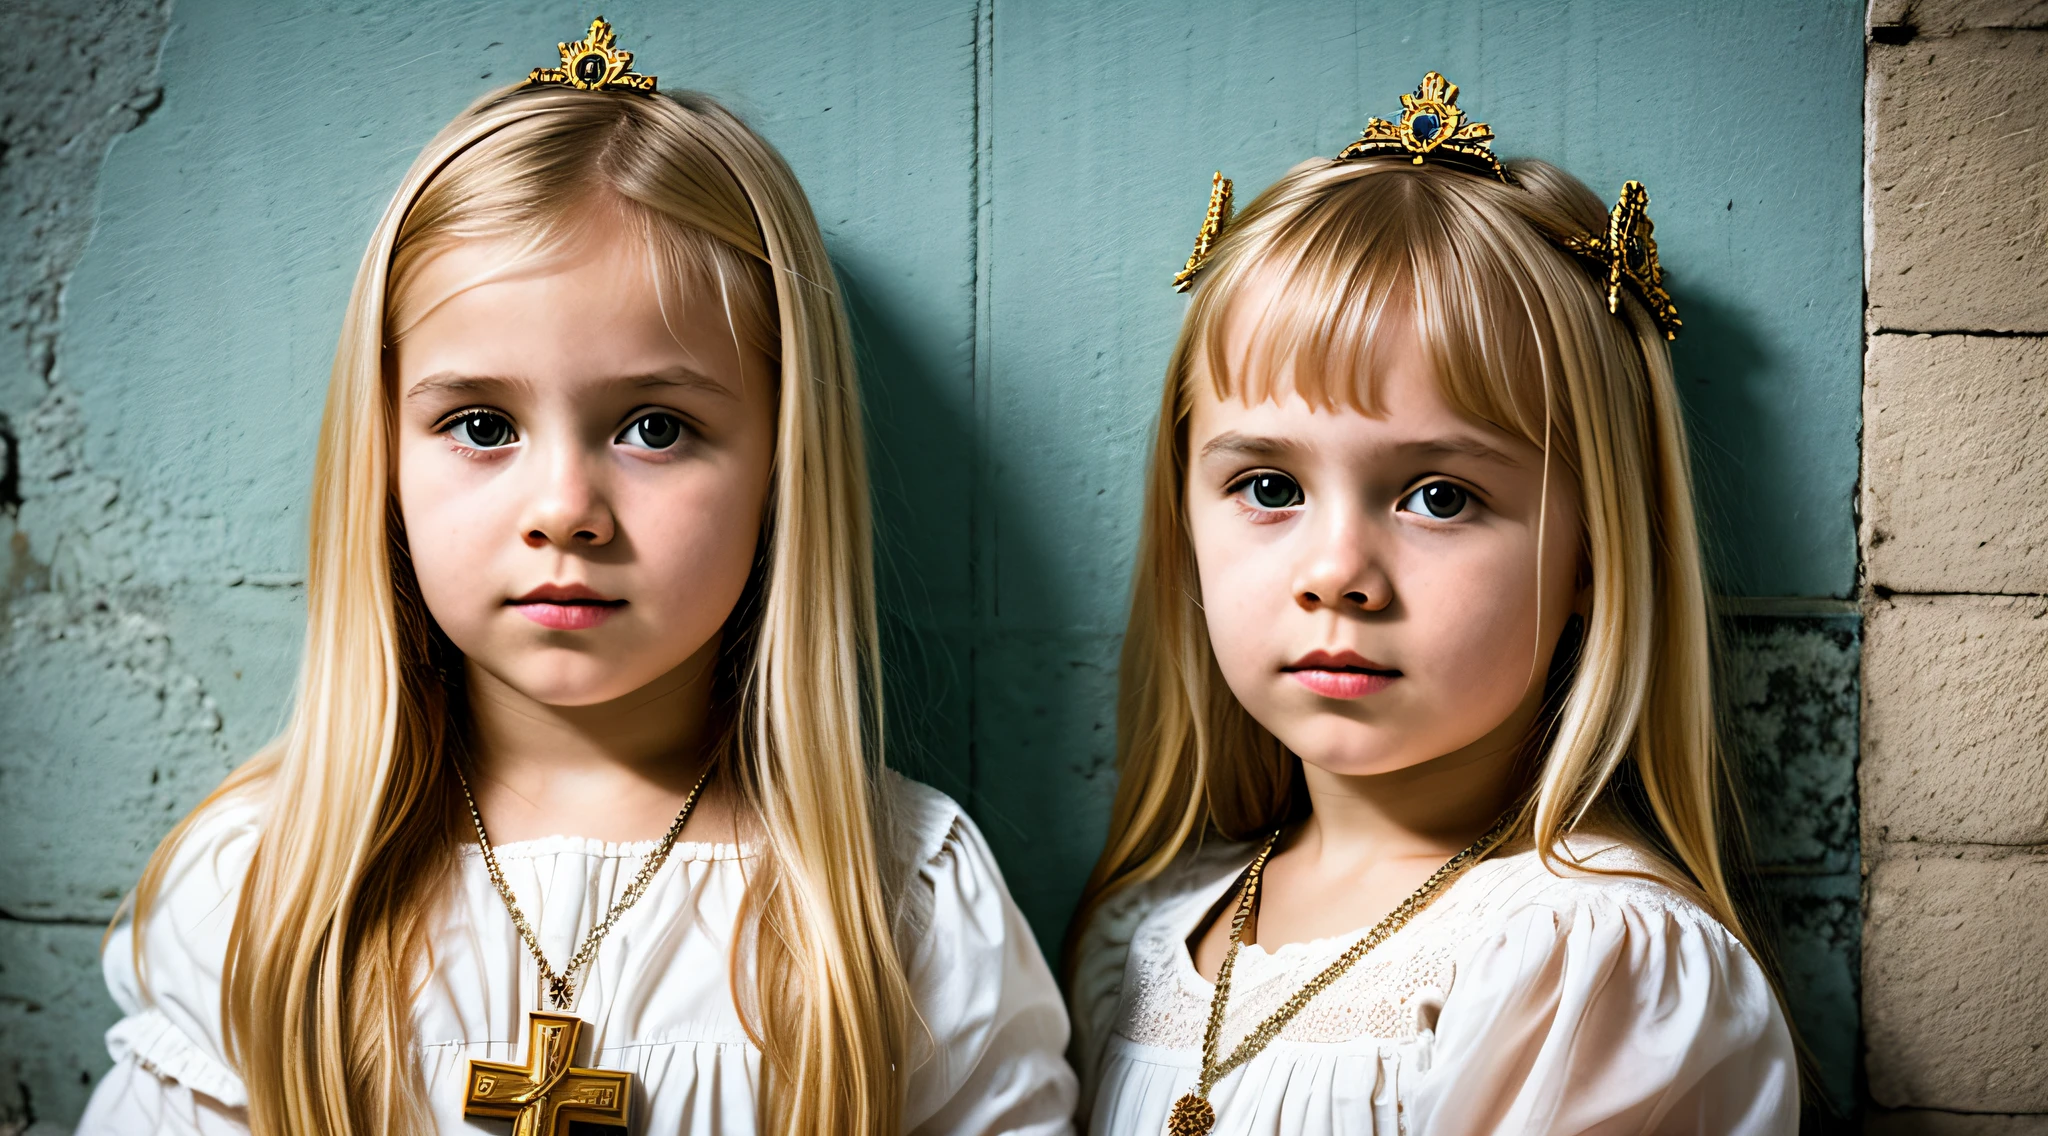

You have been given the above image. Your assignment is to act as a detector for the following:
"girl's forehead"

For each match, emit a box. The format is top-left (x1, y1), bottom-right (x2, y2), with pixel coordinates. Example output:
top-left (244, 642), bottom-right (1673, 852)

top-left (399, 224), bottom-right (647, 327)
top-left (391, 237), bottom-right (761, 401)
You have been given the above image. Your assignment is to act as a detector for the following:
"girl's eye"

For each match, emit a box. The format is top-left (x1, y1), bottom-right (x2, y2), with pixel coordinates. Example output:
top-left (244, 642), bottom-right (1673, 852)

top-left (1241, 472), bottom-right (1304, 510)
top-left (448, 411), bottom-right (516, 449)
top-left (618, 412), bottom-right (684, 451)
top-left (1401, 481), bottom-right (1470, 520)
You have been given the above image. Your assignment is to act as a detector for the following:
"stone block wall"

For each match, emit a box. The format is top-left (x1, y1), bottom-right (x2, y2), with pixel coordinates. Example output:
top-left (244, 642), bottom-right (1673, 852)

top-left (1863, 0), bottom-right (2048, 1129)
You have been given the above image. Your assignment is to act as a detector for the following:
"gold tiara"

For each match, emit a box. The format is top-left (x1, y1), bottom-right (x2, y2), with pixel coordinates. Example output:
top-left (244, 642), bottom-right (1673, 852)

top-left (1172, 173), bottom-right (1234, 292)
top-left (1562, 181), bottom-right (1682, 340)
top-left (1338, 71), bottom-right (1510, 183)
top-left (1170, 71), bottom-right (1681, 339)
top-left (523, 17), bottom-right (657, 93)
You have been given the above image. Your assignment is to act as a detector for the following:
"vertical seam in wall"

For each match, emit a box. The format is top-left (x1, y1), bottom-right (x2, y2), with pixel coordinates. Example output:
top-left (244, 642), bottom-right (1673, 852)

top-left (968, 0), bottom-right (994, 805)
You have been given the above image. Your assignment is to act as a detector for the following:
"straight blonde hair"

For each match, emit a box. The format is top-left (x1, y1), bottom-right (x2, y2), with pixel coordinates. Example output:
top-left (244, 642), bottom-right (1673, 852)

top-left (127, 86), bottom-right (914, 1133)
top-left (1073, 156), bottom-right (1765, 973)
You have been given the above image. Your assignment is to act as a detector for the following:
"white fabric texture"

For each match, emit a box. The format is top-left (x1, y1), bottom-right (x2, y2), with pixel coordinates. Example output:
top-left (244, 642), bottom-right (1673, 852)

top-left (1073, 838), bottom-right (1798, 1136)
top-left (77, 773), bottom-right (1078, 1135)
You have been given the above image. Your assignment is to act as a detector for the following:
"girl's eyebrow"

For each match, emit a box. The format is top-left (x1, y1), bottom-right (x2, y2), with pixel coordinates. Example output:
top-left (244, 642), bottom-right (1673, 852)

top-left (405, 372), bottom-right (526, 401)
top-left (1198, 428), bottom-right (1524, 468)
top-left (1399, 435), bottom-right (1524, 467)
top-left (1198, 431), bottom-right (1302, 461)
top-left (628, 366), bottom-right (736, 398)
top-left (403, 366), bottom-right (734, 401)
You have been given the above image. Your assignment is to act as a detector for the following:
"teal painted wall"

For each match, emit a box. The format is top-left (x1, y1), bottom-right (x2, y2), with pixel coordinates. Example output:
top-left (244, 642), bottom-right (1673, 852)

top-left (0, 0), bottom-right (1866, 1125)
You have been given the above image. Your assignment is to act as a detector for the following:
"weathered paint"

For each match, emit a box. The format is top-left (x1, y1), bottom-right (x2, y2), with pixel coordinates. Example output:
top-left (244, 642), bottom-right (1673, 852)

top-left (0, 0), bottom-right (1865, 1126)
top-left (1723, 610), bottom-right (1863, 1113)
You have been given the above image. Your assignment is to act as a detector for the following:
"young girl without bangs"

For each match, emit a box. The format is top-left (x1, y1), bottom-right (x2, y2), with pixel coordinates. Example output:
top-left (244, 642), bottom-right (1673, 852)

top-left (79, 20), bottom-right (1075, 1136)
top-left (1070, 74), bottom-right (1796, 1135)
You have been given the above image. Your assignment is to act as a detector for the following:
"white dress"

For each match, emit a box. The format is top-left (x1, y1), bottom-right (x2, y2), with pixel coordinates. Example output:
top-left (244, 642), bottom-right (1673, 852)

top-left (77, 773), bottom-right (1078, 1135)
top-left (1072, 837), bottom-right (1797, 1135)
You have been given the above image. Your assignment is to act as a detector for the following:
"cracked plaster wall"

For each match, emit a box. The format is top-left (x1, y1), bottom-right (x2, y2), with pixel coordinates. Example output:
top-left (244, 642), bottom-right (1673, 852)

top-left (1, 3), bottom-right (209, 1129)
top-left (0, 1), bottom-right (1871, 1129)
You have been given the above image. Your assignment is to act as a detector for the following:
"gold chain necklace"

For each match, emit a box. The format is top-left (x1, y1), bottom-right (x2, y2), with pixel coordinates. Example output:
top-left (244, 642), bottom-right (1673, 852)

top-left (456, 763), bottom-right (713, 1010)
top-left (1165, 812), bottom-right (1518, 1136)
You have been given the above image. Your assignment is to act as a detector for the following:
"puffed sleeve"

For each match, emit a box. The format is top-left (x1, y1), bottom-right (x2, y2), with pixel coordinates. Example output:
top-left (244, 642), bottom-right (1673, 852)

top-left (890, 779), bottom-right (1079, 1136)
top-left (1408, 887), bottom-right (1798, 1135)
top-left (76, 797), bottom-right (262, 1135)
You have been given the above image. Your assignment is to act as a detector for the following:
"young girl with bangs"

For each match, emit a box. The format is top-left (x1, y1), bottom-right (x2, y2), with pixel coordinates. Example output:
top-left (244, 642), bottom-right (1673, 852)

top-left (1070, 75), bottom-right (1796, 1135)
top-left (78, 20), bottom-right (1074, 1136)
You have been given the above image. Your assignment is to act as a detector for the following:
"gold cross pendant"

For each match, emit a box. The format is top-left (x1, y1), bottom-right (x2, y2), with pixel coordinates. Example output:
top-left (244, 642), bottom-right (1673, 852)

top-left (464, 1011), bottom-right (631, 1135)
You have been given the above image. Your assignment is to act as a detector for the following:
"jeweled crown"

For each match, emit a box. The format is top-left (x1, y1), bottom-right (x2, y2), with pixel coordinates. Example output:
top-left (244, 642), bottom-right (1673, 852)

top-left (524, 17), bottom-right (657, 94)
top-left (1339, 71), bottom-right (1509, 183)
top-left (1171, 71), bottom-right (1681, 339)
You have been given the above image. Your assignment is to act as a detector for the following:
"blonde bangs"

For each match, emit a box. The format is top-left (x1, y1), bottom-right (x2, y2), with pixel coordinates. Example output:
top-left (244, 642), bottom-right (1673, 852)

top-left (383, 105), bottom-right (779, 365)
top-left (1184, 158), bottom-right (1659, 491)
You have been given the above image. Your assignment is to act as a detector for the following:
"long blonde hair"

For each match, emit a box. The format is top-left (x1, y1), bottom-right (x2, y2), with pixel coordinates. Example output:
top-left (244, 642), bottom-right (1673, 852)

top-left (127, 86), bottom-right (914, 1133)
top-left (1074, 156), bottom-right (1759, 963)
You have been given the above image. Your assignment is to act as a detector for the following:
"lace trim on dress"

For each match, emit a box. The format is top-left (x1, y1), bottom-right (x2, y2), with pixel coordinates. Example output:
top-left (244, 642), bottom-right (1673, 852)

top-left (1113, 843), bottom-right (1714, 1049)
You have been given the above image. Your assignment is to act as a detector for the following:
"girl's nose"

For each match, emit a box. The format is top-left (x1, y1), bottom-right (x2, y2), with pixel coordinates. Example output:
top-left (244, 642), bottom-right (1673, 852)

top-left (519, 444), bottom-right (616, 548)
top-left (1292, 511), bottom-right (1392, 613)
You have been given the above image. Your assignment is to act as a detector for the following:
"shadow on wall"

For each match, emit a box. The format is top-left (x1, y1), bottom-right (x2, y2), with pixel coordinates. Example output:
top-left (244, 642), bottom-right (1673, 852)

top-left (836, 259), bottom-right (972, 797)
top-left (835, 256), bottom-right (1033, 803)
top-left (1669, 285), bottom-right (1777, 597)
top-left (839, 254), bottom-right (1109, 957)
top-left (1674, 283), bottom-right (1863, 1126)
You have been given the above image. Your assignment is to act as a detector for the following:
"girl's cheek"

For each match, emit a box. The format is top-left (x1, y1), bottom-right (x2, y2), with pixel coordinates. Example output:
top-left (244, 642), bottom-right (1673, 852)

top-left (1414, 550), bottom-right (1542, 699)
top-left (397, 446), bottom-right (508, 632)
top-left (1194, 534), bottom-right (1285, 678)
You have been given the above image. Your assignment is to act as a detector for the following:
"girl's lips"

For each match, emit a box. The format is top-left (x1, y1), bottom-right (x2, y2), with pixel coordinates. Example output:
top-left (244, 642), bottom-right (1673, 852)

top-left (1288, 668), bottom-right (1396, 699)
top-left (513, 601), bottom-right (620, 630)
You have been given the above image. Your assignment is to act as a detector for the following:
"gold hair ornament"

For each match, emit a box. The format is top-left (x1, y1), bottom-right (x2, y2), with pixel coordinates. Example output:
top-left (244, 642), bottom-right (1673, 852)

top-left (1338, 71), bottom-right (1510, 184)
top-left (1169, 72), bottom-right (1682, 340)
top-left (524, 17), bottom-right (657, 93)
top-left (1173, 172), bottom-right (1234, 293)
top-left (1562, 181), bottom-right (1682, 340)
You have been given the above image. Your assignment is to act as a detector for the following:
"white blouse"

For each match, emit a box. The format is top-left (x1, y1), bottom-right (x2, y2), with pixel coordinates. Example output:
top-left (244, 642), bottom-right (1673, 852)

top-left (78, 773), bottom-right (1077, 1135)
top-left (1072, 837), bottom-right (1797, 1135)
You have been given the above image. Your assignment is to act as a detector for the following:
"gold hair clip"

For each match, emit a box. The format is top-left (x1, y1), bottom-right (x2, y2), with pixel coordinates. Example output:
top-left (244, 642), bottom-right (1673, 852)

top-left (1173, 172), bottom-right (1235, 293)
top-left (1563, 181), bottom-right (1682, 339)
top-left (1339, 71), bottom-right (1510, 184)
top-left (524, 17), bottom-right (657, 93)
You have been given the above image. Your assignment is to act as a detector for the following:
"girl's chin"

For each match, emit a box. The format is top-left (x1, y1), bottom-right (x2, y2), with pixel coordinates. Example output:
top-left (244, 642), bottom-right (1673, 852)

top-left (1269, 720), bottom-right (1447, 780)
top-left (1293, 751), bottom-right (1444, 780)
top-left (472, 657), bottom-right (674, 710)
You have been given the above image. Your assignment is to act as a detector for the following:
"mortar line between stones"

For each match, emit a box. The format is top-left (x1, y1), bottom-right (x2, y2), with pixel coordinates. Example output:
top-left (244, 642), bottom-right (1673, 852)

top-left (1867, 589), bottom-right (2048, 599)
top-left (1869, 327), bottom-right (2047, 339)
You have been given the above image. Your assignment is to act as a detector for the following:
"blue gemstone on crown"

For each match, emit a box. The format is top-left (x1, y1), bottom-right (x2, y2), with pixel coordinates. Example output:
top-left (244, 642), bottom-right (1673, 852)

top-left (1411, 113), bottom-right (1441, 142)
